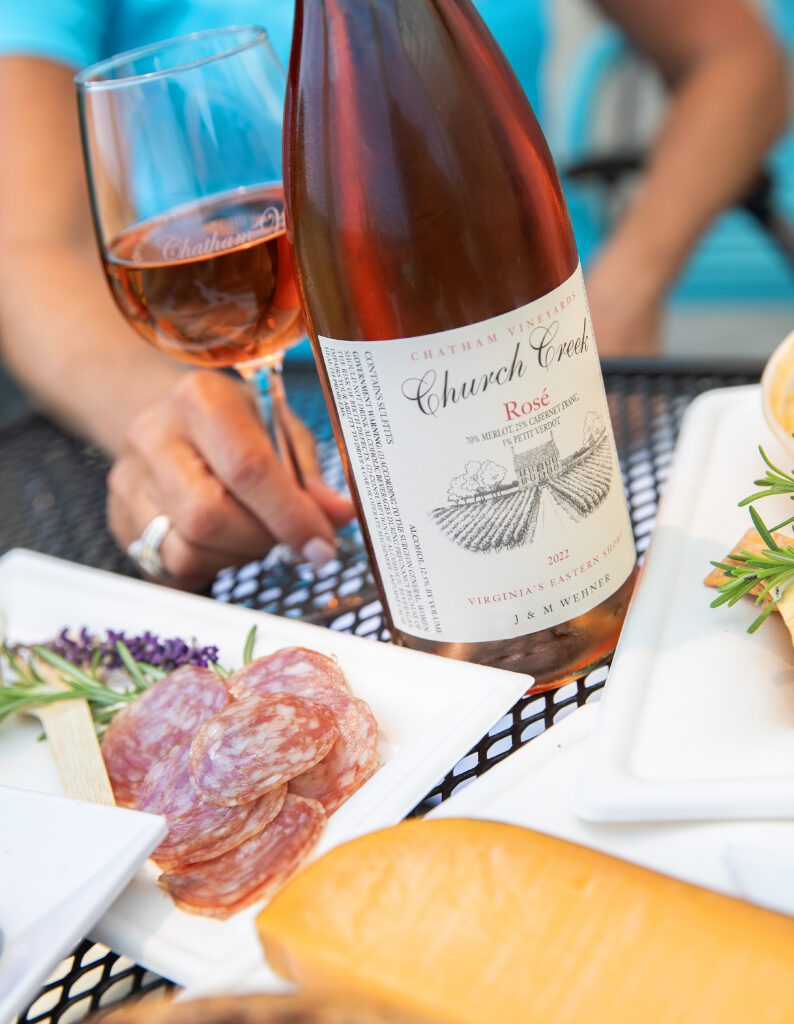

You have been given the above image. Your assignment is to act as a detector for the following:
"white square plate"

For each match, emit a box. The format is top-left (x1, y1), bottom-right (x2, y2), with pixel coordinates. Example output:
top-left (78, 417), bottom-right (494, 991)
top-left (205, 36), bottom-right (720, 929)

top-left (0, 787), bottom-right (165, 1023)
top-left (0, 549), bottom-right (528, 987)
top-left (576, 385), bottom-right (794, 822)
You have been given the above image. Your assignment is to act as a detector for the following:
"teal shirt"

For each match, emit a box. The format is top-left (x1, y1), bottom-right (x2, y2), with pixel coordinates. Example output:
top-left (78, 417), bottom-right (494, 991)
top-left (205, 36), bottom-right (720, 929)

top-left (5, 2), bottom-right (789, 305)
top-left (0, 0), bottom-right (546, 119)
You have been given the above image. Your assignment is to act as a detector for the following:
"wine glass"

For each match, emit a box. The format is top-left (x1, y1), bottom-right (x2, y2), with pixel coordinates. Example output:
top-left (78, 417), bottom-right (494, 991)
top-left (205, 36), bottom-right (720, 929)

top-left (76, 27), bottom-right (304, 482)
top-left (76, 27), bottom-right (373, 610)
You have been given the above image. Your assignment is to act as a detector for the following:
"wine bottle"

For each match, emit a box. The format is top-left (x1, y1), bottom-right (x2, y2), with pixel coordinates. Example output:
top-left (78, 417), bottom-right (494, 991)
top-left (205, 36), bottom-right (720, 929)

top-left (284, 0), bottom-right (637, 689)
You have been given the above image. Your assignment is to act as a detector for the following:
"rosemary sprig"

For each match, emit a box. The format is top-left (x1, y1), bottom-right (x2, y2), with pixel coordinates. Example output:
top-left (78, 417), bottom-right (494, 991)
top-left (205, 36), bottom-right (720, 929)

top-left (115, 640), bottom-right (150, 693)
top-left (243, 625), bottom-right (257, 665)
top-left (739, 446), bottom-right (794, 533)
top-left (0, 642), bottom-right (136, 724)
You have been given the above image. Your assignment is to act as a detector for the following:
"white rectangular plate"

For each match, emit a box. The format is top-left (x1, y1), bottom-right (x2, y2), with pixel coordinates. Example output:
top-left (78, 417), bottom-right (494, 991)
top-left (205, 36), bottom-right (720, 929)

top-left (577, 385), bottom-right (794, 821)
top-left (432, 704), bottom-right (794, 908)
top-left (0, 549), bottom-right (528, 988)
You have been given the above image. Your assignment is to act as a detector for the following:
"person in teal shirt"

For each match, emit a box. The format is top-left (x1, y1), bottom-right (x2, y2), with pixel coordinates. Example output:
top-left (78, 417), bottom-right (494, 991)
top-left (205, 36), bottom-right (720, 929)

top-left (0, 1), bottom-right (787, 587)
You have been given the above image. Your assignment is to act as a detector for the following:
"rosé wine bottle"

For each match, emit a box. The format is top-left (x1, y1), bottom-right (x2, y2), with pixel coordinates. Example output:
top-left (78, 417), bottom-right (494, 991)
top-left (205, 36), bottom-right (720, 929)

top-left (284, 0), bottom-right (637, 689)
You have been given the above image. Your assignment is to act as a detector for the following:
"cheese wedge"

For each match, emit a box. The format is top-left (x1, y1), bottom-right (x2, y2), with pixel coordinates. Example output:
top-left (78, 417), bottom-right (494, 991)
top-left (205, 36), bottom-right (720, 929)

top-left (258, 819), bottom-right (794, 1024)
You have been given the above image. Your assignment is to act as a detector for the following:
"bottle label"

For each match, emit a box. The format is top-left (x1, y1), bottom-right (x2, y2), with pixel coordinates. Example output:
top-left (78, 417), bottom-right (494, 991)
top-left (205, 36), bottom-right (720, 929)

top-left (318, 264), bottom-right (636, 643)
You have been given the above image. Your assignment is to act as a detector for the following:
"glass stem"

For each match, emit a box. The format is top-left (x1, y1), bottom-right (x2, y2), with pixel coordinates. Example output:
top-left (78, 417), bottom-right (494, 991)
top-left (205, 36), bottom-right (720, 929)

top-left (243, 358), bottom-right (306, 488)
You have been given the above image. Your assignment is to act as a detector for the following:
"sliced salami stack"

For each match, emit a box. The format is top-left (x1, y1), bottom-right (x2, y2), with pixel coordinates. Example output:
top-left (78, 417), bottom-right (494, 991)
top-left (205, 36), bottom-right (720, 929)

top-left (101, 647), bottom-right (380, 918)
top-left (229, 647), bottom-right (381, 815)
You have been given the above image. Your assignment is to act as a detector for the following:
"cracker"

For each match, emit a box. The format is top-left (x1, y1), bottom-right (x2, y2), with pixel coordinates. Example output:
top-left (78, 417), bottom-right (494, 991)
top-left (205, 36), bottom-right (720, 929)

top-left (704, 527), bottom-right (790, 597)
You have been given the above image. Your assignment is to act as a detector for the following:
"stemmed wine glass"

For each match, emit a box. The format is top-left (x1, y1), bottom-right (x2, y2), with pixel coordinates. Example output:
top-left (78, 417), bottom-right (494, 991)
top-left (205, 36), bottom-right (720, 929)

top-left (76, 27), bottom-right (304, 482)
top-left (76, 27), bottom-right (372, 610)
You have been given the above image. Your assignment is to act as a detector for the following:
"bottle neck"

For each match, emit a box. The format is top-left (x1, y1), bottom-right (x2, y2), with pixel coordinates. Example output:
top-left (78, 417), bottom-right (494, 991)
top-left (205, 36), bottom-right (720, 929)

top-left (285, 0), bottom-right (577, 342)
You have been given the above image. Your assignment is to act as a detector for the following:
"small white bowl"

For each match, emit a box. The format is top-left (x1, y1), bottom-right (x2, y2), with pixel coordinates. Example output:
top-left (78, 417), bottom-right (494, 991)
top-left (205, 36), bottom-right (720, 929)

top-left (761, 328), bottom-right (794, 458)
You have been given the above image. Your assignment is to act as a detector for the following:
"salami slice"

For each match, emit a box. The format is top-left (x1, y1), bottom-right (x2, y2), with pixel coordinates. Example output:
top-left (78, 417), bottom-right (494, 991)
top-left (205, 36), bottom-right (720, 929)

top-left (289, 697), bottom-right (380, 813)
top-left (227, 648), bottom-right (349, 703)
top-left (159, 794), bottom-right (326, 918)
top-left (102, 665), bottom-right (229, 807)
top-left (232, 651), bottom-right (380, 815)
top-left (183, 783), bottom-right (290, 869)
top-left (138, 746), bottom-right (286, 871)
top-left (189, 694), bottom-right (338, 807)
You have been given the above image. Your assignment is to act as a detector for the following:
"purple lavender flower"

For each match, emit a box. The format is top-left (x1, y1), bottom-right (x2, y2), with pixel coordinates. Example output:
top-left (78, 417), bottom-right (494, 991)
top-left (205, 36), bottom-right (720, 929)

top-left (48, 629), bottom-right (220, 671)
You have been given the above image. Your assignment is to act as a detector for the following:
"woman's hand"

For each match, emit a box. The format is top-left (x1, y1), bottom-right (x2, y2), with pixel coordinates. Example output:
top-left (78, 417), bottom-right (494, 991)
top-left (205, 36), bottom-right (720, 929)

top-left (107, 371), bottom-right (354, 590)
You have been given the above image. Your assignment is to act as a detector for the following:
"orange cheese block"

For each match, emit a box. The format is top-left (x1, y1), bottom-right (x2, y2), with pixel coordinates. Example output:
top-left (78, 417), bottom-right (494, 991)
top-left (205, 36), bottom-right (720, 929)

top-left (258, 819), bottom-right (794, 1024)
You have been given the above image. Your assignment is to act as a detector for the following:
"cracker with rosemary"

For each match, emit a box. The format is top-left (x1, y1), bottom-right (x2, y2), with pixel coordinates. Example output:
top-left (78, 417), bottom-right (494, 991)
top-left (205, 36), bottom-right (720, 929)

top-left (704, 527), bottom-right (789, 595)
top-left (707, 446), bottom-right (794, 636)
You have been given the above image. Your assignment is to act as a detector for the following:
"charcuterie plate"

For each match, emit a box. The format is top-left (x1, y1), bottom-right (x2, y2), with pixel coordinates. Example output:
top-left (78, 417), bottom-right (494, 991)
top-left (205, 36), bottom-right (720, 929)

top-left (0, 549), bottom-right (528, 988)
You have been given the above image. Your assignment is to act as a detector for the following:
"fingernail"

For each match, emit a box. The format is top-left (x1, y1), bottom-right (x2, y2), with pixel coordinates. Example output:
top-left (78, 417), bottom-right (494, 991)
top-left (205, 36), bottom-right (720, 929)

top-left (301, 537), bottom-right (337, 570)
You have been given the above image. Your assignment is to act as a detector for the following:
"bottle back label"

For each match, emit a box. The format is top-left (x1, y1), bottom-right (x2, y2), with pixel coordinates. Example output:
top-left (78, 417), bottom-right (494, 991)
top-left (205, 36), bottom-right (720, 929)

top-left (318, 264), bottom-right (636, 643)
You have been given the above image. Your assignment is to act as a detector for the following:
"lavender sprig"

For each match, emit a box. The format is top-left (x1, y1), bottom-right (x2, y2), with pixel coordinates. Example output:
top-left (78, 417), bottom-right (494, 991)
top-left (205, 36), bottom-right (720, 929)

top-left (48, 628), bottom-right (220, 672)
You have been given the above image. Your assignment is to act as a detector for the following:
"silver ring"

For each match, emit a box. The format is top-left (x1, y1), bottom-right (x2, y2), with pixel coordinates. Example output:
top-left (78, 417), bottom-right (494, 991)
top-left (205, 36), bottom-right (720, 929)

top-left (127, 514), bottom-right (172, 580)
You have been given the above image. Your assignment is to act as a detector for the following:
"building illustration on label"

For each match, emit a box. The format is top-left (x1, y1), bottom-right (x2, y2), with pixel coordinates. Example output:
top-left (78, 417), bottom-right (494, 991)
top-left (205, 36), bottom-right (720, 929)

top-left (513, 438), bottom-right (560, 487)
top-left (430, 412), bottom-right (612, 553)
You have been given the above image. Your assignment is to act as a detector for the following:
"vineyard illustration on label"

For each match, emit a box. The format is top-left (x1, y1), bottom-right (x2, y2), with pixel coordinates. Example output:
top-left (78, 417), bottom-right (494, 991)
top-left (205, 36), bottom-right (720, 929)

top-left (430, 411), bottom-right (612, 553)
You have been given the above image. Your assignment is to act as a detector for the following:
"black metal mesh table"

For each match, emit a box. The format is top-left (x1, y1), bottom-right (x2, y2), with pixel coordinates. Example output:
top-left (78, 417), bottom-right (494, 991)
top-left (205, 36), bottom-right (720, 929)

top-left (4, 358), bottom-right (762, 1024)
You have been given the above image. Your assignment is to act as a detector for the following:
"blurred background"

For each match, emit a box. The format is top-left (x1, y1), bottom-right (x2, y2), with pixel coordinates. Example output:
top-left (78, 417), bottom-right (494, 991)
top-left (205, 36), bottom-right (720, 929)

top-left (543, 0), bottom-right (793, 359)
top-left (0, 0), bottom-right (791, 430)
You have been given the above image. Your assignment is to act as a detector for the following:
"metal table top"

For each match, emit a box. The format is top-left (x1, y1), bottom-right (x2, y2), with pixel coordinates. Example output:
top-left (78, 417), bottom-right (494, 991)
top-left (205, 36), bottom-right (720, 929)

top-left (5, 358), bottom-right (762, 1024)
